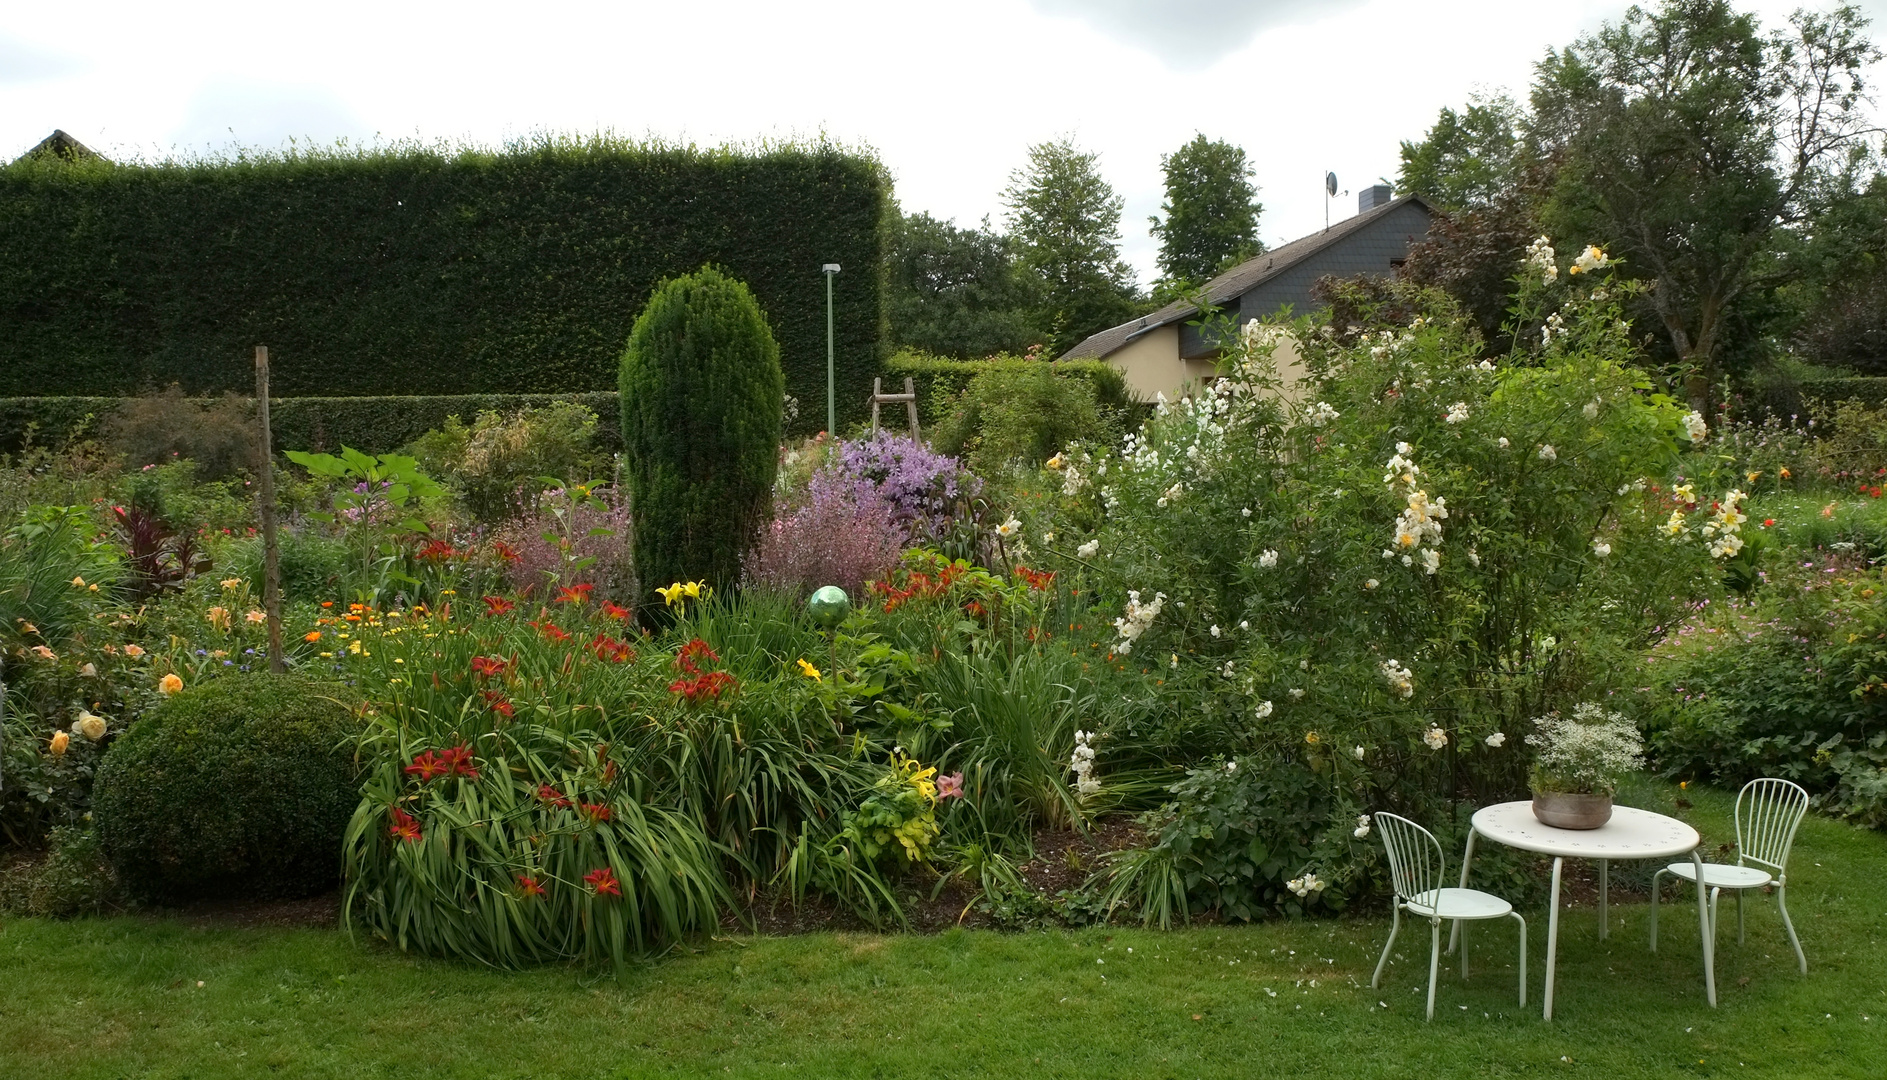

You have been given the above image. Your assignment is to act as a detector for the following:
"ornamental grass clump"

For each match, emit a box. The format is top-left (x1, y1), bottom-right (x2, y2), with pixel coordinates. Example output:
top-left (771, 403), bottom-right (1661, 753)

top-left (1526, 703), bottom-right (1645, 795)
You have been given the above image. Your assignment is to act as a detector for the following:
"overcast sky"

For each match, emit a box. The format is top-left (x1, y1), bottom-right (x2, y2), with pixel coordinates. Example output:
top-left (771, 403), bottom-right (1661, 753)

top-left (3, 0), bottom-right (1879, 285)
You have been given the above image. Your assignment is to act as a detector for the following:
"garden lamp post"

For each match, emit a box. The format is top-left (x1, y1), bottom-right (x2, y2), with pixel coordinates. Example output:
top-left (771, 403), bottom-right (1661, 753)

top-left (822, 263), bottom-right (841, 436)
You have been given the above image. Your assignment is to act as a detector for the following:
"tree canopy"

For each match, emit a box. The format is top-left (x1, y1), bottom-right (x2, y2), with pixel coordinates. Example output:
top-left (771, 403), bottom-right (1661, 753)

top-left (1003, 139), bottom-right (1141, 355)
top-left (1149, 134), bottom-right (1264, 289)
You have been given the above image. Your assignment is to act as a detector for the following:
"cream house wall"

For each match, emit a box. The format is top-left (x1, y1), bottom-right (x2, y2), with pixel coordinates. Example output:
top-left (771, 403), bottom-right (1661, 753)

top-left (1105, 324), bottom-right (1308, 404)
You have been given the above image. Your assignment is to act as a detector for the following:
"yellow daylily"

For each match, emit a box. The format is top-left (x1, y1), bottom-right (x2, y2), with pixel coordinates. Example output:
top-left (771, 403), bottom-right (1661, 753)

top-left (796, 658), bottom-right (822, 681)
top-left (682, 581), bottom-right (706, 599)
top-left (657, 582), bottom-right (685, 607)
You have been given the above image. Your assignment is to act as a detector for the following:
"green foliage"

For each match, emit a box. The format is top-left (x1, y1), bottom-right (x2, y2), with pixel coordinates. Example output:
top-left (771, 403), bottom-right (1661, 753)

top-left (835, 754), bottom-right (941, 866)
top-left (619, 267), bottom-right (784, 607)
top-left (0, 826), bottom-right (119, 917)
top-left (1, 393), bottom-right (623, 459)
top-left (932, 361), bottom-right (1108, 474)
top-left (884, 211), bottom-right (1043, 359)
top-left (227, 529), bottom-right (350, 605)
top-left (0, 140), bottom-right (888, 432)
top-left (405, 400), bottom-right (604, 522)
top-left (1397, 94), bottom-right (1527, 213)
top-left (103, 388), bottom-right (257, 479)
top-left (886, 350), bottom-right (1138, 429)
top-left (1148, 134), bottom-right (1263, 288)
top-left (93, 674), bottom-right (361, 901)
top-left (1636, 557), bottom-right (1887, 826)
top-left (1003, 139), bottom-right (1141, 355)
top-left (1104, 755), bottom-right (1352, 926)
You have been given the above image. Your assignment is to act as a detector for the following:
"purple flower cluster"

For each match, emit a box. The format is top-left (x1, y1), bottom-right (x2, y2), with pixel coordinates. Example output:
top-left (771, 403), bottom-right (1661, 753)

top-left (825, 433), bottom-right (979, 539)
top-left (743, 477), bottom-right (906, 599)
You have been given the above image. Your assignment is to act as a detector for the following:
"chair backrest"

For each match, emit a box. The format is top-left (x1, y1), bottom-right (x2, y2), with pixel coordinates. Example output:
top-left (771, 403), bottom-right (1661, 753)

top-left (1374, 812), bottom-right (1446, 905)
top-left (1735, 777), bottom-right (1809, 876)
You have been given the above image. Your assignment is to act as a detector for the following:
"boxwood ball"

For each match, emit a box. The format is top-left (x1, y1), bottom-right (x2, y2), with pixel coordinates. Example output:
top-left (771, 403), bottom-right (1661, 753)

top-left (808, 586), bottom-right (850, 628)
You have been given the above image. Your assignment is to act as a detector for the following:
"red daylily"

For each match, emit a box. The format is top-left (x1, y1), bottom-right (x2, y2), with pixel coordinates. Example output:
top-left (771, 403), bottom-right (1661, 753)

top-left (580, 802), bottom-right (612, 825)
top-left (483, 595), bottom-right (515, 616)
top-left (537, 784), bottom-right (572, 808)
top-left (555, 583), bottom-right (594, 605)
top-left (588, 633), bottom-right (635, 663)
top-left (674, 637), bottom-right (721, 675)
top-left (491, 540), bottom-right (521, 563)
top-left (437, 744), bottom-right (480, 779)
top-left (531, 621), bottom-right (572, 643)
top-left (600, 601), bottom-right (631, 621)
top-left (517, 875), bottom-right (546, 898)
top-left (404, 751), bottom-right (451, 782)
top-left (471, 655), bottom-right (510, 679)
top-left (584, 867), bottom-right (621, 898)
top-left (482, 690), bottom-right (516, 718)
top-left (669, 670), bottom-right (737, 703)
top-left (388, 807), bottom-right (422, 843)
top-left (416, 539), bottom-right (460, 561)
top-left (1014, 566), bottom-right (1055, 590)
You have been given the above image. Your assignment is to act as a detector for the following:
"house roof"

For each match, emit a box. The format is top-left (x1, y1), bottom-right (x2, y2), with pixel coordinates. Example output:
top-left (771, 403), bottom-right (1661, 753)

top-left (13, 130), bottom-right (105, 165)
top-left (1061, 193), bottom-right (1433, 360)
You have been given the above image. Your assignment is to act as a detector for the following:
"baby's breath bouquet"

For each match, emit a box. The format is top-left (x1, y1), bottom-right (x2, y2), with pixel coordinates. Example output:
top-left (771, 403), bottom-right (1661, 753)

top-left (1526, 703), bottom-right (1645, 795)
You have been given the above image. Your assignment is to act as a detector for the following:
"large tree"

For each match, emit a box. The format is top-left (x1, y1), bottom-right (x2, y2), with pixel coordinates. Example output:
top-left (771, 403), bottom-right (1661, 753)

top-left (1003, 139), bottom-right (1141, 355)
top-left (1531, 0), bottom-right (1880, 404)
top-left (1148, 134), bottom-right (1264, 289)
top-left (1397, 94), bottom-right (1528, 213)
top-left (884, 211), bottom-right (1043, 359)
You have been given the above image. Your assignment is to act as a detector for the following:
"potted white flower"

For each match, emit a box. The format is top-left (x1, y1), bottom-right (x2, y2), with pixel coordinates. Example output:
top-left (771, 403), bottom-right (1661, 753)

top-left (1525, 702), bottom-right (1644, 829)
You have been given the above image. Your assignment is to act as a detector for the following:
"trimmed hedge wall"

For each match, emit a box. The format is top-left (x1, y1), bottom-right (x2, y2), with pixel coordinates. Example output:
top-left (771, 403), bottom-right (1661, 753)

top-left (0, 140), bottom-right (888, 433)
top-left (885, 350), bottom-right (1141, 428)
top-left (0, 393), bottom-right (621, 457)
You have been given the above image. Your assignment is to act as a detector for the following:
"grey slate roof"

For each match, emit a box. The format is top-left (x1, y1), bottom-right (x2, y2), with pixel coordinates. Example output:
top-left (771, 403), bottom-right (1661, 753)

top-left (1062, 193), bottom-right (1433, 360)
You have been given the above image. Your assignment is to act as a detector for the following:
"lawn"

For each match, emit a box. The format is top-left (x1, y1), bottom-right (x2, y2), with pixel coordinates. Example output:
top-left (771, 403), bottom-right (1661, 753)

top-left (2, 780), bottom-right (1883, 1079)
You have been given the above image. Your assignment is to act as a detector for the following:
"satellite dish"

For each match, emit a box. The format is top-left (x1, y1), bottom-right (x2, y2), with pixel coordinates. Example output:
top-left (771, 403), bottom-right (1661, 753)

top-left (1325, 171), bottom-right (1339, 197)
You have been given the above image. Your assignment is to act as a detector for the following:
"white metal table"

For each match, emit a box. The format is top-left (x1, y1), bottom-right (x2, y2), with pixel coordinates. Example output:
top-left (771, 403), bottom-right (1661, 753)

top-left (1451, 801), bottom-right (1713, 1020)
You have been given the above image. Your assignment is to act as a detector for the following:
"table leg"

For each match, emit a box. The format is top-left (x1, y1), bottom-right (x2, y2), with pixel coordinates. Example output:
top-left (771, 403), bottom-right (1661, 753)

top-left (1694, 850), bottom-right (1716, 1008)
top-left (1599, 858), bottom-right (1609, 941)
top-left (1544, 856), bottom-right (1563, 1021)
top-left (1447, 830), bottom-right (1478, 955)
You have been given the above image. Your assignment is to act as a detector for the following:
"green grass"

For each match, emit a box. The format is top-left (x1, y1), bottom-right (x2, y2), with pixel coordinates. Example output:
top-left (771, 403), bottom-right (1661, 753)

top-left (3, 780), bottom-right (1885, 1079)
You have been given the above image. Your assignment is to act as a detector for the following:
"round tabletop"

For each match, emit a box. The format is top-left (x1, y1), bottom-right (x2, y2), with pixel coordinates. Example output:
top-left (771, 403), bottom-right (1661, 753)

top-left (1472, 801), bottom-right (1700, 859)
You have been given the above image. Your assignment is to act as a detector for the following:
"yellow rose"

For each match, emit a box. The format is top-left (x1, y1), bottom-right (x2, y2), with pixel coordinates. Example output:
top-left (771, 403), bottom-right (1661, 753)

top-left (49, 731), bottom-right (70, 756)
top-left (159, 673), bottom-right (184, 695)
top-left (76, 712), bottom-right (107, 741)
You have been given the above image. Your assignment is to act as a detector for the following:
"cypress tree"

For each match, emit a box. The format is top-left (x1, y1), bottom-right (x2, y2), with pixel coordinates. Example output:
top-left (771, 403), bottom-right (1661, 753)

top-left (619, 267), bottom-right (784, 615)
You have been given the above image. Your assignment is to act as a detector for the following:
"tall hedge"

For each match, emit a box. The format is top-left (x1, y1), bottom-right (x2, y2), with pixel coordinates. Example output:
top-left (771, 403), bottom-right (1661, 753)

top-left (620, 268), bottom-right (784, 610)
top-left (0, 139), bottom-right (887, 433)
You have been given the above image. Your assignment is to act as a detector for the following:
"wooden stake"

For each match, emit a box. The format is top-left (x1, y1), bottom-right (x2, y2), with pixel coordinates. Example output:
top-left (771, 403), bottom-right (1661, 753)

top-left (255, 345), bottom-right (284, 674)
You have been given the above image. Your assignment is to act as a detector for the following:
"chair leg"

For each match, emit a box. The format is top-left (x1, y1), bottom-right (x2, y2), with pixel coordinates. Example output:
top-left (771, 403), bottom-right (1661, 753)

top-left (1427, 918), bottom-right (1442, 1022)
top-left (1650, 868), bottom-right (1665, 952)
top-left (1372, 904), bottom-right (1401, 990)
top-left (1709, 887), bottom-right (1722, 946)
top-left (1735, 889), bottom-right (1745, 945)
top-left (1461, 920), bottom-right (1469, 980)
top-left (1511, 911), bottom-right (1528, 1009)
top-left (1777, 884), bottom-right (1807, 975)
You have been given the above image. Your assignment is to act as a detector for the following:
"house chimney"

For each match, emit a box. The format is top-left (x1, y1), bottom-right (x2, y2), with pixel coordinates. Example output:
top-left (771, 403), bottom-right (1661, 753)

top-left (1359, 184), bottom-right (1394, 212)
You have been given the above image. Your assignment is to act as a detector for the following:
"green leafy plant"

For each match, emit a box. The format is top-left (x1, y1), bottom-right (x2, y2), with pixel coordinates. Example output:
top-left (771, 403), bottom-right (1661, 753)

top-left (285, 447), bottom-right (446, 603)
top-left (619, 266), bottom-right (784, 613)
top-left (92, 674), bottom-right (361, 901)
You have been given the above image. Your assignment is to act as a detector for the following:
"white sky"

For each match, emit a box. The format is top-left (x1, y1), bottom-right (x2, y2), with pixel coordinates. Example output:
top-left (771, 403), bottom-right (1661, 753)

top-left (3, 0), bottom-right (1879, 286)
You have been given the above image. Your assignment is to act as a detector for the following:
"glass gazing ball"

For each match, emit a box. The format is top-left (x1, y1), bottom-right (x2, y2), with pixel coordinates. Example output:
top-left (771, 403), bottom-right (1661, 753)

top-left (808, 586), bottom-right (850, 629)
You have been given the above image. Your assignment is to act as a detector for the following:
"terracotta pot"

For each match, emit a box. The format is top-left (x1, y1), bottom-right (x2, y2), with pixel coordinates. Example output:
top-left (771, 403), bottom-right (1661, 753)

top-left (1531, 790), bottom-right (1613, 830)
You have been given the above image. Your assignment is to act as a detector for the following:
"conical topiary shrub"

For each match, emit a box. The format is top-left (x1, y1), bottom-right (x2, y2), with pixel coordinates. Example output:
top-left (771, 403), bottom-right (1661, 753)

top-left (619, 266), bottom-right (785, 616)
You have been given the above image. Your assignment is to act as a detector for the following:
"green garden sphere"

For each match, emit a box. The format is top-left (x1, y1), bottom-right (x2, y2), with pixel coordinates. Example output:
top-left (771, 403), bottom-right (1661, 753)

top-left (808, 585), bottom-right (850, 629)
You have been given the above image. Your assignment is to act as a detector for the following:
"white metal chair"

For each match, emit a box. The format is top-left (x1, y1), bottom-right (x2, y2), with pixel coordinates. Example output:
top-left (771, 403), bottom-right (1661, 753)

top-left (1371, 812), bottom-right (1526, 1020)
top-left (1650, 777), bottom-right (1809, 974)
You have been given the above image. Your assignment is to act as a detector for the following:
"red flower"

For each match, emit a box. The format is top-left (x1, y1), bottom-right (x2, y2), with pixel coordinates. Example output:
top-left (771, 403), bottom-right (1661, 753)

top-left (964, 600), bottom-right (986, 617)
top-left (531, 621), bottom-right (572, 643)
top-left (584, 867), bottom-right (621, 898)
top-left (388, 807), bottom-right (422, 843)
top-left (471, 655), bottom-right (510, 679)
top-left (482, 690), bottom-right (516, 718)
top-left (482, 595), bottom-right (515, 616)
top-left (1763, 518), bottom-right (1776, 527)
top-left (673, 638), bottom-right (721, 674)
top-left (600, 601), bottom-right (631, 621)
top-left (579, 802), bottom-right (613, 824)
top-left (668, 670), bottom-right (737, 703)
top-left (588, 633), bottom-right (635, 663)
top-left (404, 751), bottom-right (451, 782)
top-left (437, 744), bottom-right (480, 779)
top-left (537, 784), bottom-right (572, 808)
top-left (1014, 566), bottom-right (1056, 590)
top-left (491, 540), bottom-right (521, 563)
top-left (517, 875), bottom-right (546, 898)
top-left (416, 539), bottom-right (460, 561)
top-left (555, 583), bottom-right (594, 605)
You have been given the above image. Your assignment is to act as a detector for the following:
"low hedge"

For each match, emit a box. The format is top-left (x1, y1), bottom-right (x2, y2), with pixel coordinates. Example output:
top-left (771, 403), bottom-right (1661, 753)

top-left (93, 674), bottom-right (361, 901)
top-left (884, 351), bottom-right (1141, 429)
top-left (0, 393), bottom-right (621, 457)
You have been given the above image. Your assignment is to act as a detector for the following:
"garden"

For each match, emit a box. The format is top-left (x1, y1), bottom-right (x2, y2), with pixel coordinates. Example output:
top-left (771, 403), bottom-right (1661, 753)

top-left (4, 244), bottom-right (1887, 1077)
